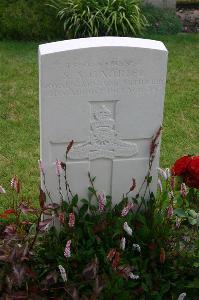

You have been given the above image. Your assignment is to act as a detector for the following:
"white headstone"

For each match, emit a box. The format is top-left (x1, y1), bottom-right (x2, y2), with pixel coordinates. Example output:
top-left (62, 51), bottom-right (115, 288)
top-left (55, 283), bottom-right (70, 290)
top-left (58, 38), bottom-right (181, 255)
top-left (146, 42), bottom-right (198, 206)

top-left (39, 37), bottom-right (168, 204)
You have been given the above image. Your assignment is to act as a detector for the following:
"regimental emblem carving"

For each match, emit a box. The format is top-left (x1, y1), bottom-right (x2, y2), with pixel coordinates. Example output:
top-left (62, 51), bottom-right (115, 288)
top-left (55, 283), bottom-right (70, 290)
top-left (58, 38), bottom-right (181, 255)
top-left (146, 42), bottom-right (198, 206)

top-left (68, 105), bottom-right (138, 160)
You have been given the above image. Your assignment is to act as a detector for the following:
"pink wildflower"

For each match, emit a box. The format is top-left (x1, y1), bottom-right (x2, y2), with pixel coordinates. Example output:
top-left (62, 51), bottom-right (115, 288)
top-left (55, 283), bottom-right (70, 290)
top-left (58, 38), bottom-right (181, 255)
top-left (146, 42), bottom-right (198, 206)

top-left (38, 159), bottom-right (45, 176)
top-left (180, 183), bottom-right (188, 198)
top-left (98, 191), bottom-right (105, 212)
top-left (68, 212), bottom-right (75, 228)
top-left (176, 217), bottom-right (181, 228)
top-left (167, 205), bottom-right (174, 218)
top-left (107, 249), bottom-right (116, 261)
top-left (121, 203), bottom-right (133, 217)
top-left (64, 240), bottom-right (71, 258)
top-left (11, 176), bottom-right (20, 193)
top-left (0, 186), bottom-right (6, 193)
top-left (168, 191), bottom-right (174, 201)
top-left (55, 159), bottom-right (62, 176)
top-left (171, 176), bottom-right (175, 190)
top-left (59, 212), bottom-right (65, 225)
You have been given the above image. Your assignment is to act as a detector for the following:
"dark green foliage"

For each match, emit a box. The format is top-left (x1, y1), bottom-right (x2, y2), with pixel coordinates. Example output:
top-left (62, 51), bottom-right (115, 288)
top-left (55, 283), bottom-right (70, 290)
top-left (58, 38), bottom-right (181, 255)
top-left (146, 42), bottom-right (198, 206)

top-left (0, 0), bottom-right (64, 41)
top-left (0, 0), bottom-right (182, 41)
top-left (0, 169), bottom-right (199, 298)
top-left (142, 4), bottom-right (183, 35)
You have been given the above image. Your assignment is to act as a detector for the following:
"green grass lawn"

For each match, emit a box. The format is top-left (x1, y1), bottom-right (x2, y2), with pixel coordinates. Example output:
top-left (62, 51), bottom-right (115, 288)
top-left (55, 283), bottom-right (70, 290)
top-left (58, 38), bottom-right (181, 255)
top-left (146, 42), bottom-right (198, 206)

top-left (0, 34), bottom-right (199, 209)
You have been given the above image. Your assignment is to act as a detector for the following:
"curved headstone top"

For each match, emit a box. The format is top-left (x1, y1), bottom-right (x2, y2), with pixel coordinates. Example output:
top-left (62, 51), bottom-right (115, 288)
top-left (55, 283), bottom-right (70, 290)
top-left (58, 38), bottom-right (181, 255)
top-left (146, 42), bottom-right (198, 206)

top-left (39, 36), bottom-right (167, 55)
top-left (39, 36), bottom-right (168, 204)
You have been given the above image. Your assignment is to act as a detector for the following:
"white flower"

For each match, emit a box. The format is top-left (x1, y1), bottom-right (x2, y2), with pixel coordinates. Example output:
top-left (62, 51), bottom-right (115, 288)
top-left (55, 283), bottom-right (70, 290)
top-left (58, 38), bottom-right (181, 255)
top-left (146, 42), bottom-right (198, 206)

top-left (129, 272), bottom-right (139, 280)
top-left (165, 168), bottom-right (171, 179)
top-left (157, 168), bottom-right (167, 180)
top-left (132, 244), bottom-right (141, 252)
top-left (0, 186), bottom-right (6, 193)
top-left (120, 237), bottom-right (126, 250)
top-left (157, 179), bottom-right (162, 192)
top-left (177, 292), bottom-right (186, 300)
top-left (58, 265), bottom-right (67, 282)
top-left (123, 222), bottom-right (133, 236)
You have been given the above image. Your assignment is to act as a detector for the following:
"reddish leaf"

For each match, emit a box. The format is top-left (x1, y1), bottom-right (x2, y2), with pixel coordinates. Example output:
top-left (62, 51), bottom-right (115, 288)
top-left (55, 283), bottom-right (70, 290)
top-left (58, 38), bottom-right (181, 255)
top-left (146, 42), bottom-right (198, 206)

top-left (66, 140), bottom-right (74, 155)
top-left (38, 218), bottom-right (53, 231)
top-left (39, 187), bottom-right (46, 208)
top-left (19, 202), bottom-right (37, 215)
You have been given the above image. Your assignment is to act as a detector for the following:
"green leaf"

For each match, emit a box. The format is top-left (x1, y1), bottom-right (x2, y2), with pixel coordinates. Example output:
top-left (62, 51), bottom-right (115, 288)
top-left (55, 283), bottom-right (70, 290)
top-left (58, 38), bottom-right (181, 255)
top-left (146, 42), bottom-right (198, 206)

top-left (173, 208), bottom-right (187, 218)
top-left (88, 186), bottom-right (95, 194)
top-left (188, 209), bottom-right (198, 218)
top-left (79, 203), bottom-right (88, 217)
top-left (160, 282), bottom-right (170, 294)
top-left (71, 194), bottom-right (78, 207)
top-left (188, 217), bottom-right (197, 225)
top-left (81, 198), bottom-right (89, 205)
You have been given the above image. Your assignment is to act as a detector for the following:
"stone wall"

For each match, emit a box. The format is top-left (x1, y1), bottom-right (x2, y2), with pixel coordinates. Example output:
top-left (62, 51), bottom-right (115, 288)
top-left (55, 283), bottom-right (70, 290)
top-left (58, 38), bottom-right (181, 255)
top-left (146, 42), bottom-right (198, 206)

top-left (144, 0), bottom-right (176, 9)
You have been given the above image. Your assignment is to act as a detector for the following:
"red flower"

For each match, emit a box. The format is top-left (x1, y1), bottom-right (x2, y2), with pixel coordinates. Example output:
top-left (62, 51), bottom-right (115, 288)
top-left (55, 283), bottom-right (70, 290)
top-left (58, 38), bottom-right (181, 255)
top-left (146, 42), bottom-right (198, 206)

top-left (4, 209), bottom-right (16, 215)
top-left (0, 209), bottom-right (16, 219)
top-left (184, 174), bottom-right (199, 189)
top-left (187, 156), bottom-right (199, 178)
top-left (172, 155), bottom-right (199, 189)
top-left (111, 252), bottom-right (120, 269)
top-left (171, 155), bottom-right (191, 176)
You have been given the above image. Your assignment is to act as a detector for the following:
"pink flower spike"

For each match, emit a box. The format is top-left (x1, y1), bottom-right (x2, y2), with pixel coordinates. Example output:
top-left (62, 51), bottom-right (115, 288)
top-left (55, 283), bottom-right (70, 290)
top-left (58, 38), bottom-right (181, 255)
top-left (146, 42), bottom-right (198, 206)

top-left (55, 159), bottom-right (62, 176)
top-left (11, 176), bottom-right (17, 189)
top-left (64, 240), bottom-right (71, 258)
top-left (167, 205), bottom-right (174, 218)
top-left (98, 191), bottom-right (105, 212)
top-left (121, 203), bottom-right (133, 217)
top-left (68, 212), bottom-right (75, 228)
top-left (0, 186), bottom-right (6, 194)
top-left (38, 159), bottom-right (45, 176)
top-left (11, 176), bottom-right (20, 193)
top-left (180, 183), bottom-right (188, 198)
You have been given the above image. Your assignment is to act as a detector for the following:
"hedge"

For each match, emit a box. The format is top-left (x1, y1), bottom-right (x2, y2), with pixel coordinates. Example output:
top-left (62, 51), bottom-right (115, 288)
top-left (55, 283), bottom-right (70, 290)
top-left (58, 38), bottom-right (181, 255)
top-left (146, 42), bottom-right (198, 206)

top-left (0, 0), bottom-right (64, 41)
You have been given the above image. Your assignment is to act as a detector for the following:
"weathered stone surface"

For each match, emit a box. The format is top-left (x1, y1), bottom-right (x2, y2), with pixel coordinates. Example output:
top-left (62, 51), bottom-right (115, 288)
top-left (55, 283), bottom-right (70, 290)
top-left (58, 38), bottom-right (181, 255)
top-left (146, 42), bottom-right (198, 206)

top-left (144, 0), bottom-right (176, 10)
top-left (39, 37), bottom-right (168, 204)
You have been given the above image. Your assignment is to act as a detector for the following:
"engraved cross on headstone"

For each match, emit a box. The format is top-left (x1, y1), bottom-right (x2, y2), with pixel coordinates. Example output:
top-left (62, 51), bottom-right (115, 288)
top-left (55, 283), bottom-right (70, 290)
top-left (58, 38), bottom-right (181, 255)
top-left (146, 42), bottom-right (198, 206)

top-left (50, 100), bottom-right (138, 196)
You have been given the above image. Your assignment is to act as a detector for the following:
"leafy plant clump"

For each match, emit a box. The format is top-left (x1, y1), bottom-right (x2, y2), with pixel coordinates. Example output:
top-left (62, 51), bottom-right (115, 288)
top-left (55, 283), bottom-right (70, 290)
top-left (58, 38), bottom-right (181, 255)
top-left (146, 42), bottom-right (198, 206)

top-left (0, 0), bottom-right (64, 41)
top-left (142, 4), bottom-right (183, 35)
top-left (0, 133), bottom-right (199, 299)
top-left (47, 0), bottom-right (148, 38)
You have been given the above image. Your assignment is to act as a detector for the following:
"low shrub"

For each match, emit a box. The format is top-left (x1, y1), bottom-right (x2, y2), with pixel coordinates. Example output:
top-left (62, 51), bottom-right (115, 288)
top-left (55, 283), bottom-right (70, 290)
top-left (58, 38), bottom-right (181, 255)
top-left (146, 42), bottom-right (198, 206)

top-left (0, 0), bottom-right (183, 41)
top-left (0, 0), bottom-right (64, 41)
top-left (47, 0), bottom-right (148, 38)
top-left (142, 4), bottom-right (183, 35)
top-left (0, 135), bottom-right (199, 298)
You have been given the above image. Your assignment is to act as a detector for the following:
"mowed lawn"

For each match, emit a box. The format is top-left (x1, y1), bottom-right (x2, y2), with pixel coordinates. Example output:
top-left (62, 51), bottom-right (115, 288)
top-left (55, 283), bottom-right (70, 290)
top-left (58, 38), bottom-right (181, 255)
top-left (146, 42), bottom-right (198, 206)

top-left (0, 34), bottom-right (199, 209)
